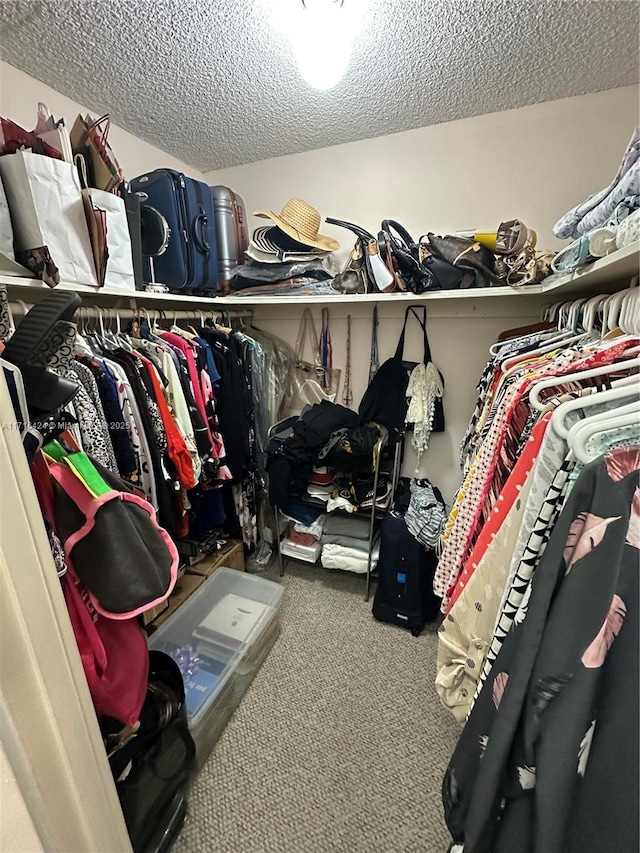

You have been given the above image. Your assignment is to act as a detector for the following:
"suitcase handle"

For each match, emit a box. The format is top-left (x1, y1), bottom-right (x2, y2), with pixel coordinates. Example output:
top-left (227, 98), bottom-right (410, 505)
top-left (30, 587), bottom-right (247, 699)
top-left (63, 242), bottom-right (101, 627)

top-left (193, 208), bottom-right (210, 256)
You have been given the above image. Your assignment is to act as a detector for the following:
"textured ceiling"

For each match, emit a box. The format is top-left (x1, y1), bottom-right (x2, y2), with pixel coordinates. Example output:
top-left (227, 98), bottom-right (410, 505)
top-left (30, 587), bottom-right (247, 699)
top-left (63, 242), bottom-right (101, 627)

top-left (0, 0), bottom-right (638, 172)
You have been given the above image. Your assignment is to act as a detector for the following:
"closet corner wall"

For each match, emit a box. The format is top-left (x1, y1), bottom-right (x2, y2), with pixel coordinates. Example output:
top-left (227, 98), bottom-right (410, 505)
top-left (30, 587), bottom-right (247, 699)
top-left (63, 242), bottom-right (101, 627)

top-left (251, 297), bottom-right (545, 501)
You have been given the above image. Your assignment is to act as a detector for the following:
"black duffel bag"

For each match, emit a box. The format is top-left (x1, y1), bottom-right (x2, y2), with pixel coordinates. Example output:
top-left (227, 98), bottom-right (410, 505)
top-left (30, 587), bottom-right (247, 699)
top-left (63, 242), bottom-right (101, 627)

top-left (104, 651), bottom-right (196, 853)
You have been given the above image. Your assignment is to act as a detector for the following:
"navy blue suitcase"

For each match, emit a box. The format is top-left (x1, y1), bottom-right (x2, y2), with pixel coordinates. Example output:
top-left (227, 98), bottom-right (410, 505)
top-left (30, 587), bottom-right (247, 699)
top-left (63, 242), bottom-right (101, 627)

top-left (372, 514), bottom-right (441, 635)
top-left (130, 169), bottom-right (218, 293)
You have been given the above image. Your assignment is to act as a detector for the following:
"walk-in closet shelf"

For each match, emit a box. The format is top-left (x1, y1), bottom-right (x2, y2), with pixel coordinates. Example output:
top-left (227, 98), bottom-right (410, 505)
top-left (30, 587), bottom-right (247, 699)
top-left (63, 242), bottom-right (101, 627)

top-left (1, 240), bottom-right (638, 308)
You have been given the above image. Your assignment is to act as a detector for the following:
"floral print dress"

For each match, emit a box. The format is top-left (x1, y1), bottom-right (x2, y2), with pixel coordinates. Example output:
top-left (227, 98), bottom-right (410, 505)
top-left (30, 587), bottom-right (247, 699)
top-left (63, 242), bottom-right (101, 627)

top-left (443, 447), bottom-right (640, 853)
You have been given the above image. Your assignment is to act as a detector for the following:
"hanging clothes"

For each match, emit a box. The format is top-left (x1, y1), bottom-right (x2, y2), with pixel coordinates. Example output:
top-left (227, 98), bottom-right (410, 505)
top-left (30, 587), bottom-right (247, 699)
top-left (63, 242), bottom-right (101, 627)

top-left (443, 448), bottom-right (639, 853)
top-left (435, 414), bottom-right (552, 721)
top-left (435, 337), bottom-right (639, 608)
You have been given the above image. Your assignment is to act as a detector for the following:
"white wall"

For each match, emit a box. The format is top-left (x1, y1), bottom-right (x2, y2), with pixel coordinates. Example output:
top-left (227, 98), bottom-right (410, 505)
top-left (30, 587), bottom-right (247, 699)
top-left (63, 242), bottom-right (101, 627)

top-left (209, 86), bottom-right (639, 500)
top-left (205, 86), bottom-right (639, 254)
top-left (0, 742), bottom-right (43, 853)
top-left (0, 69), bottom-right (636, 498)
top-left (0, 62), bottom-right (204, 180)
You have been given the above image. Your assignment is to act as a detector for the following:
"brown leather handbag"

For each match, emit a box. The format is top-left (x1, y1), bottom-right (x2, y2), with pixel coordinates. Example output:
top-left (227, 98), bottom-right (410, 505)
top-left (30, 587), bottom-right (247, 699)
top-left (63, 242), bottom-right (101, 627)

top-left (424, 233), bottom-right (501, 288)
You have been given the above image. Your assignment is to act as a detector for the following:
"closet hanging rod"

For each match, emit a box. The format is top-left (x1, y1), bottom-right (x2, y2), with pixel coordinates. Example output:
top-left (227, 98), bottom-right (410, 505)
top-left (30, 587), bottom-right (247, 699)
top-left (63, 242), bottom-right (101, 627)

top-left (6, 301), bottom-right (254, 321)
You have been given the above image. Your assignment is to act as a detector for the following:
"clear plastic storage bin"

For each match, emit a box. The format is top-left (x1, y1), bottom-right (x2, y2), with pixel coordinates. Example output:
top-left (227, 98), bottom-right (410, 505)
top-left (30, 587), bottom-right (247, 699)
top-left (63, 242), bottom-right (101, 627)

top-left (148, 567), bottom-right (283, 768)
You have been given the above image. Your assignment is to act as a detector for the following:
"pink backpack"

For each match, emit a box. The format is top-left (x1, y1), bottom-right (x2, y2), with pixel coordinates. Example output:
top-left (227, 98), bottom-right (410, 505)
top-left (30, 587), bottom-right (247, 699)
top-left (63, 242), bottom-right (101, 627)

top-left (42, 443), bottom-right (178, 620)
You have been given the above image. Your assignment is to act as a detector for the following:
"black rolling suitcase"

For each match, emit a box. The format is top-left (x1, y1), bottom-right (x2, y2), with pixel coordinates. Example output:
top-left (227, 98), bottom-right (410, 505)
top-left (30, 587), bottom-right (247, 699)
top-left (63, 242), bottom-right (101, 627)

top-left (372, 514), bottom-right (441, 635)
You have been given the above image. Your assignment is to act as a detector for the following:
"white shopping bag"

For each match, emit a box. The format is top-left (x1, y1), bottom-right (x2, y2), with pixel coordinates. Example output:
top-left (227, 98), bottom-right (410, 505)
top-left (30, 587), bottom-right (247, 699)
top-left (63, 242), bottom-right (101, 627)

top-left (0, 150), bottom-right (98, 287)
top-left (89, 188), bottom-right (136, 290)
top-left (35, 103), bottom-right (74, 163)
top-left (0, 175), bottom-right (15, 261)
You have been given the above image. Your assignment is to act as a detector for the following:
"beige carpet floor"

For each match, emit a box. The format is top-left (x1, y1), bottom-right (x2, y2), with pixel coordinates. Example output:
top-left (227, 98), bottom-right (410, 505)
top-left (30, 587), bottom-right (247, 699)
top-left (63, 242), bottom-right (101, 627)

top-left (175, 561), bottom-right (461, 853)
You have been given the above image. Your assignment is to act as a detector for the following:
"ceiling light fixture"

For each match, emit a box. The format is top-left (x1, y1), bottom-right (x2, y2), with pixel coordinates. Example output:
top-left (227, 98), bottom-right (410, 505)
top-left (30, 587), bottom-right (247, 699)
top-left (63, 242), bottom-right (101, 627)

top-left (282, 0), bottom-right (364, 91)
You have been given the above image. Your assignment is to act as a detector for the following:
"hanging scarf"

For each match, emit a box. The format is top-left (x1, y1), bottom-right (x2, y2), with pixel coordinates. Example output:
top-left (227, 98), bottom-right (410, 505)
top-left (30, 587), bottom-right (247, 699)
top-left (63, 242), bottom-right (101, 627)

top-left (406, 362), bottom-right (444, 458)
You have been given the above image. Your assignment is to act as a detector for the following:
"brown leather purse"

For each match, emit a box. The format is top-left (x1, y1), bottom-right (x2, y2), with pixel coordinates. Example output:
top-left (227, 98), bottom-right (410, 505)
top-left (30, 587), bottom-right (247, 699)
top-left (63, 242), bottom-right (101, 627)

top-left (425, 233), bottom-right (502, 288)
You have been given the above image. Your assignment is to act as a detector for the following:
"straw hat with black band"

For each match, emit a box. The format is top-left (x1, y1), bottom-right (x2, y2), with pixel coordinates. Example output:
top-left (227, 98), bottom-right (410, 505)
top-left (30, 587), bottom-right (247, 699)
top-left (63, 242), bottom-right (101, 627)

top-left (253, 197), bottom-right (340, 253)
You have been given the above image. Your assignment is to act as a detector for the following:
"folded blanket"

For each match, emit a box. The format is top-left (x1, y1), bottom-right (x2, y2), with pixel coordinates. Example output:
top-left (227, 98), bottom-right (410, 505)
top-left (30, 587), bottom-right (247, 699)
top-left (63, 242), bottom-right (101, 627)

top-left (554, 127), bottom-right (640, 239)
top-left (323, 514), bottom-right (371, 540)
top-left (281, 539), bottom-right (322, 563)
top-left (293, 514), bottom-right (326, 539)
top-left (288, 529), bottom-right (318, 547)
top-left (321, 533), bottom-right (370, 548)
top-left (321, 543), bottom-right (380, 575)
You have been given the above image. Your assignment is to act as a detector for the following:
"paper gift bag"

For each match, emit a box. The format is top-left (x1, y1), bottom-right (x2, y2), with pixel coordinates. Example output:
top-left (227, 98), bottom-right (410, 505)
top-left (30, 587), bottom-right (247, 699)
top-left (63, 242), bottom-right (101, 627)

top-left (75, 154), bottom-right (135, 290)
top-left (90, 188), bottom-right (136, 290)
top-left (34, 102), bottom-right (73, 163)
top-left (0, 175), bottom-right (15, 261)
top-left (0, 175), bottom-right (31, 276)
top-left (71, 114), bottom-right (122, 192)
top-left (0, 150), bottom-right (99, 288)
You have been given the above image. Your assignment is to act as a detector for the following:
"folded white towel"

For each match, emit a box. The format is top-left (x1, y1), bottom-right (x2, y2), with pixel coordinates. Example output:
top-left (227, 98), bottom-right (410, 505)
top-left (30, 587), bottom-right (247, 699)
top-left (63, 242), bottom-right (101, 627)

top-left (321, 543), bottom-right (380, 575)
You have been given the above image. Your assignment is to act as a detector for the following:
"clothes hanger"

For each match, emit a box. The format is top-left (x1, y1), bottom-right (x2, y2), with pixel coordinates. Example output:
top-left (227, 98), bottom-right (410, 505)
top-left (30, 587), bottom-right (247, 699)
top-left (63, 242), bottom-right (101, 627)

top-left (99, 307), bottom-right (120, 350)
top-left (543, 299), bottom-right (569, 326)
top-left (489, 327), bottom-right (565, 357)
top-left (500, 331), bottom-right (589, 376)
top-left (82, 305), bottom-right (99, 348)
top-left (529, 355), bottom-right (640, 411)
top-left (552, 379), bottom-right (640, 439)
top-left (620, 284), bottom-right (639, 335)
top-left (569, 402), bottom-right (640, 464)
top-left (603, 289), bottom-right (629, 333)
top-left (580, 293), bottom-right (607, 338)
top-left (4, 298), bottom-right (16, 340)
top-left (499, 296), bottom-right (592, 370)
top-left (567, 397), bottom-right (640, 441)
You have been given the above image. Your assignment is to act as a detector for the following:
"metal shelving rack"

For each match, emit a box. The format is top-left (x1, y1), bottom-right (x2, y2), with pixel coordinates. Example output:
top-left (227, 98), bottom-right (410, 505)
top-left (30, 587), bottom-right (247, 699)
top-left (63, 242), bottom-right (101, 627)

top-left (273, 427), bottom-right (404, 601)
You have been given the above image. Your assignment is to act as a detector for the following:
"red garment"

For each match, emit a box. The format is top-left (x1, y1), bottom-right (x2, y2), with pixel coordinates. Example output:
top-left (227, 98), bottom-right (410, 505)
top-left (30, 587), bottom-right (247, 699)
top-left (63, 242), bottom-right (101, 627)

top-left (445, 412), bottom-right (552, 613)
top-left (130, 351), bottom-right (197, 490)
top-left (287, 529), bottom-right (318, 547)
top-left (159, 332), bottom-right (213, 452)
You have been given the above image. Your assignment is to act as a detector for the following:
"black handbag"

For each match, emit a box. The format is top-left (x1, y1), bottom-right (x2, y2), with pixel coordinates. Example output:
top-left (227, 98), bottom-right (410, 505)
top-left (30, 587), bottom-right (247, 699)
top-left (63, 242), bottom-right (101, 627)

top-left (358, 305), bottom-right (445, 433)
top-left (378, 220), bottom-right (438, 294)
top-left (325, 217), bottom-right (396, 293)
top-left (424, 233), bottom-right (501, 288)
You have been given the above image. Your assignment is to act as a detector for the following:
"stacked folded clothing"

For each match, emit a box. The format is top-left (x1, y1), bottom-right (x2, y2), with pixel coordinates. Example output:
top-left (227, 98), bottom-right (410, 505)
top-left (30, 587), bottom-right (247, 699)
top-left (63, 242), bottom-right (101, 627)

top-left (281, 500), bottom-right (324, 526)
top-left (321, 542), bottom-right (380, 575)
top-left (281, 537), bottom-right (322, 563)
top-left (229, 197), bottom-right (339, 295)
top-left (550, 127), bottom-right (640, 273)
top-left (280, 513), bottom-right (326, 563)
top-left (307, 471), bottom-right (392, 514)
top-left (320, 514), bottom-right (378, 574)
top-left (323, 514), bottom-right (370, 540)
